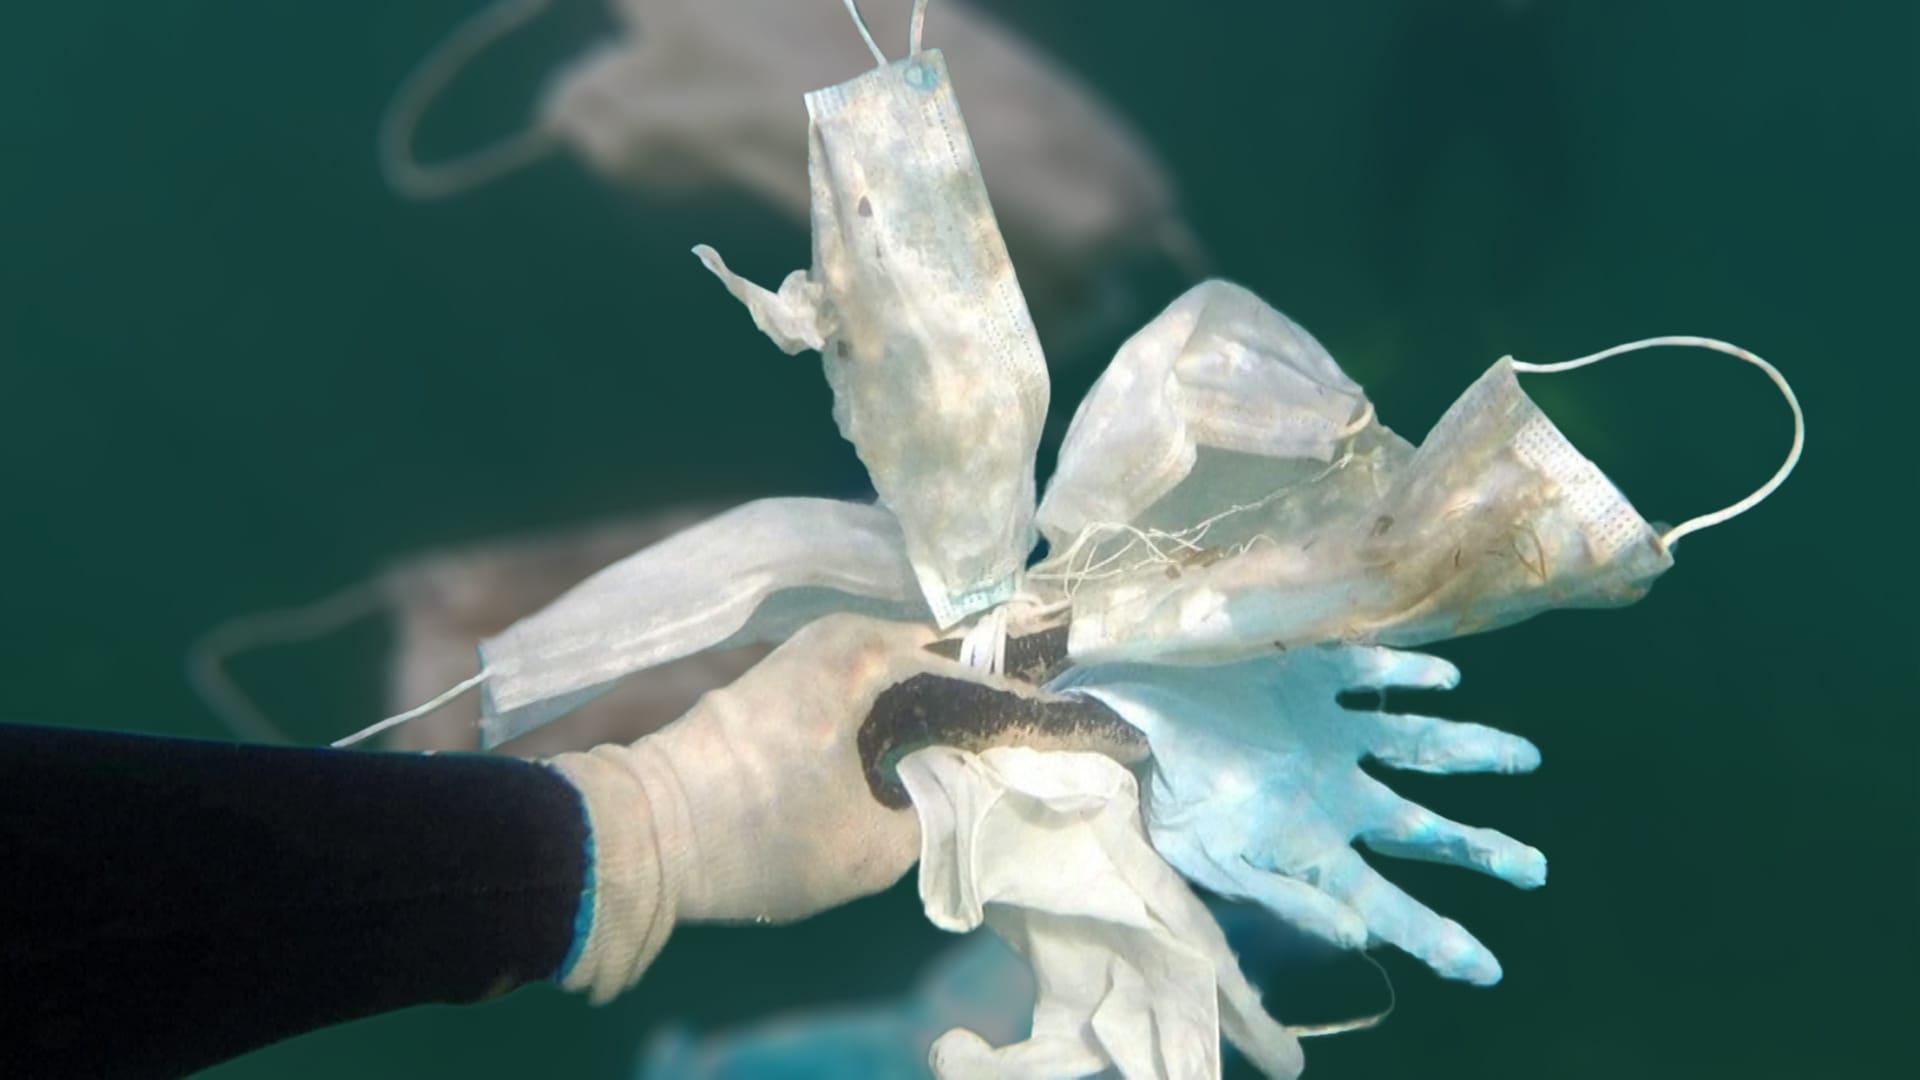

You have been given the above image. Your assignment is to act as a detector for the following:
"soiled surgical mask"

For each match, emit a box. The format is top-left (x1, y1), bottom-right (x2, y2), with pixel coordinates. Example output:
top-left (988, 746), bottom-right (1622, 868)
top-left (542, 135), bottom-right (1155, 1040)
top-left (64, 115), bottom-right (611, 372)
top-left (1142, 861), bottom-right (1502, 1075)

top-left (1043, 318), bottom-right (1805, 666)
top-left (1035, 279), bottom-right (1384, 550)
top-left (379, 0), bottom-right (1204, 318)
top-left (693, 13), bottom-right (1049, 628)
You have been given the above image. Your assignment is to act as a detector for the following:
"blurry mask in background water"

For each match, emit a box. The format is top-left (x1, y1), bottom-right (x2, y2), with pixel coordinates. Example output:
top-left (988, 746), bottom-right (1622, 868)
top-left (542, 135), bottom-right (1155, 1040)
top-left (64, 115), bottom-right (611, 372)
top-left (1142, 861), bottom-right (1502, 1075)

top-left (378, 0), bottom-right (1206, 321)
top-left (633, 900), bottom-right (1354, 1079)
top-left (693, 6), bottom-right (1049, 628)
top-left (636, 930), bottom-right (1033, 1079)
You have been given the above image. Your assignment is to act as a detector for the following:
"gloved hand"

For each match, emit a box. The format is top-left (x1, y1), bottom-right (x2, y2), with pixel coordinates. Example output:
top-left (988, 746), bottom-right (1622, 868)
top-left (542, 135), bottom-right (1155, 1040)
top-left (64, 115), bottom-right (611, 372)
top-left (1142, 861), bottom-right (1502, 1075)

top-left (1056, 644), bottom-right (1545, 985)
top-left (546, 612), bottom-right (1099, 1003)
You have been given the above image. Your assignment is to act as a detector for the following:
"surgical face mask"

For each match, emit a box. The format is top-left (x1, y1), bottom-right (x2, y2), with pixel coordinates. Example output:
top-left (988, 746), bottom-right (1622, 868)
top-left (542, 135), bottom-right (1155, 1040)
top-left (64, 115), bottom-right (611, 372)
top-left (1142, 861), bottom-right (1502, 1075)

top-left (473, 497), bottom-right (933, 745)
top-left (1061, 335), bottom-right (1804, 665)
top-left (694, 8), bottom-right (1050, 628)
top-left (1036, 278), bottom-right (1386, 552)
top-left (376, 512), bottom-right (772, 756)
top-left (188, 508), bottom-right (771, 756)
top-left (378, 0), bottom-right (1205, 320)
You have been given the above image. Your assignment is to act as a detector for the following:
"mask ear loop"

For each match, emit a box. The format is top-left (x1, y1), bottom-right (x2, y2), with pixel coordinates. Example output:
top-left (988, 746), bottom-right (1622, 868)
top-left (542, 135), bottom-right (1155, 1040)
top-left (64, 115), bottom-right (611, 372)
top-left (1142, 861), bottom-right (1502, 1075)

top-left (841, 0), bottom-right (892, 67)
top-left (1286, 952), bottom-right (1397, 1038)
top-left (332, 669), bottom-right (492, 749)
top-left (378, 0), bottom-right (563, 201)
top-left (186, 578), bottom-right (390, 744)
top-left (910, 0), bottom-right (930, 56)
top-left (1510, 335), bottom-right (1805, 550)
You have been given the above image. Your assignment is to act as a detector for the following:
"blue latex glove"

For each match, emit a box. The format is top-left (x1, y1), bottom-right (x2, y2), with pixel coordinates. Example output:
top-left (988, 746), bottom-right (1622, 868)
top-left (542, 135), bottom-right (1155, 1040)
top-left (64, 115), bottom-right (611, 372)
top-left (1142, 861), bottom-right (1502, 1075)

top-left (1053, 644), bottom-right (1545, 985)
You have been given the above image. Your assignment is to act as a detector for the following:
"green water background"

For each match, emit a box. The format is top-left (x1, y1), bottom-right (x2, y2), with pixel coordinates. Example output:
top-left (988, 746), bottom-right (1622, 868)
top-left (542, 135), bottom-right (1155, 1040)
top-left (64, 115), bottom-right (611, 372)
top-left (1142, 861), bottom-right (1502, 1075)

top-left (3, 1), bottom-right (1913, 1076)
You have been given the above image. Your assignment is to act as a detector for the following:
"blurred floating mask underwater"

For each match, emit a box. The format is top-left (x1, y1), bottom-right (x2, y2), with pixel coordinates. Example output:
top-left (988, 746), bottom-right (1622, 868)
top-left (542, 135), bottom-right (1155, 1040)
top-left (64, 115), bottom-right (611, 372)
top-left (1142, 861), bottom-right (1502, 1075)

top-left (632, 899), bottom-right (1371, 1080)
top-left (378, 0), bottom-right (1208, 330)
top-left (636, 930), bottom-right (1036, 1080)
top-left (205, 0), bottom-right (1807, 1075)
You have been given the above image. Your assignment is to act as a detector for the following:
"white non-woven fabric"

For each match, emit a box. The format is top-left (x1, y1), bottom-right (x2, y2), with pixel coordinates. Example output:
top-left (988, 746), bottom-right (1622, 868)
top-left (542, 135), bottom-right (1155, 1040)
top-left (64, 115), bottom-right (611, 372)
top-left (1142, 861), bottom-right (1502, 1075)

top-left (898, 745), bottom-right (1304, 1080)
top-left (697, 47), bottom-right (1049, 628)
top-left (378, 508), bottom-right (769, 756)
top-left (1027, 280), bottom-right (1412, 626)
top-left (187, 508), bottom-right (771, 753)
top-left (1037, 279), bottom-right (1383, 552)
top-left (477, 498), bottom-right (929, 747)
top-left (1065, 357), bottom-right (1675, 665)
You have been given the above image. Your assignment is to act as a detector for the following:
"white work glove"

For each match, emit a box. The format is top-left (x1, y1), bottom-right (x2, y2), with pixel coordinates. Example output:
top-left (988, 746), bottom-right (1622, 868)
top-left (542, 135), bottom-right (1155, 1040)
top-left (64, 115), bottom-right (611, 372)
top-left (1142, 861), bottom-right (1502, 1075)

top-left (546, 613), bottom-right (987, 1003)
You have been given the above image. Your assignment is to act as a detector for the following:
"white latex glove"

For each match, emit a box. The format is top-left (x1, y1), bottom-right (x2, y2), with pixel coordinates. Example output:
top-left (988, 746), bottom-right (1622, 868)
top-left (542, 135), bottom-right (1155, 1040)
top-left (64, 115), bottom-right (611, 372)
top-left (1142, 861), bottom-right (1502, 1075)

top-left (545, 612), bottom-right (1006, 1002)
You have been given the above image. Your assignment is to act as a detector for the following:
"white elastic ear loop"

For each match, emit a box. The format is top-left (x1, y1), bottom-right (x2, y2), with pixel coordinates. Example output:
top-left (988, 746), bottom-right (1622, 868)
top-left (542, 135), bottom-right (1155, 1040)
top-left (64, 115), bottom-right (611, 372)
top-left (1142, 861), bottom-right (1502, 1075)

top-left (1286, 952), bottom-right (1397, 1039)
top-left (378, 0), bottom-right (562, 201)
top-left (909, 0), bottom-right (929, 55)
top-left (331, 669), bottom-right (492, 749)
top-left (1511, 335), bottom-right (1805, 549)
top-left (841, 0), bottom-right (891, 67)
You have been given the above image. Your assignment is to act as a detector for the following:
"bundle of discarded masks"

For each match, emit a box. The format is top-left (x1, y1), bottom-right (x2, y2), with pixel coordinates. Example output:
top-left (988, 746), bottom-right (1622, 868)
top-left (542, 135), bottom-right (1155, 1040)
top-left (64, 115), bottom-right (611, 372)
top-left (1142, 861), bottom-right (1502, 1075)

top-left (280, 1), bottom-right (1806, 1075)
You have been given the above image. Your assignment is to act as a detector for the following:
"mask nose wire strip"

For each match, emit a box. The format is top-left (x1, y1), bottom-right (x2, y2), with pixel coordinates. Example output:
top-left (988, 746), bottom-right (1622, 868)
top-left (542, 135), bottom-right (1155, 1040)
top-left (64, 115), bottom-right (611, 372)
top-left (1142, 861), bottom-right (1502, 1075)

top-left (378, 0), bottom-right (562, 200)
top-left (841, 0), bottom-right (891, 67)
top-left (1511, 335), bottom-right (1805, 549)
top-left (186, 579), bottom-right (390, 745)
top-left (331, 669), bottom-right (492, 749)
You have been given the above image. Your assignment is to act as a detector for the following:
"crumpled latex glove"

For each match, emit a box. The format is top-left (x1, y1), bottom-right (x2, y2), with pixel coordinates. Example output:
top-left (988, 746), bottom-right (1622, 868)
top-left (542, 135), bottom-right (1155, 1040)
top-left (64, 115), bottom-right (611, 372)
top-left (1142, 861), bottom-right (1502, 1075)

top-left (900, 745), bottom-right (1304, 1080)
top-left (548, 613), bottom-right (961, 1001)
top-left (1054, 643), bottom-right (1545, 985)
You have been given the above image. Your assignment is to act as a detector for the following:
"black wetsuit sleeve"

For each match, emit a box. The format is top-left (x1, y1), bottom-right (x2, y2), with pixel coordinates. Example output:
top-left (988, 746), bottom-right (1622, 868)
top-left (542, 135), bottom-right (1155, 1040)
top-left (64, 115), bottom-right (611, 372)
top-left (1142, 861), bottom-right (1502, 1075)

top-left (0, 723), bottom-right (589, 1079)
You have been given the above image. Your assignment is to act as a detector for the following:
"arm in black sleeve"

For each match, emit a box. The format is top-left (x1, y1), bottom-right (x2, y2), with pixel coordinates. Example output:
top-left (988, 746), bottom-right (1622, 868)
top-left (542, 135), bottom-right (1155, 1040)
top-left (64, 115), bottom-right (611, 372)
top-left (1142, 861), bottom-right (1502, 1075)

top-left (0, 723), bottom-right (589, 1078)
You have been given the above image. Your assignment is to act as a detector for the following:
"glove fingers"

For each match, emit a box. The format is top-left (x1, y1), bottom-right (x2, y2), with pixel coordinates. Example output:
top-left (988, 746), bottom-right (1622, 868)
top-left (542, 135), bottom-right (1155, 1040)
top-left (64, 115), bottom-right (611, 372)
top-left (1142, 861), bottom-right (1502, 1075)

top-left (1366, 712), bottom-right (1541, 774)
top-left (1355, 791), bottom-right (1547, 889)
top-left (1331, 645), bottom-right (1460, 692)
top-left (1229, 863), bottom-right (1369, 949)
top-left (1314, 846), bottom-right (1504, 985)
